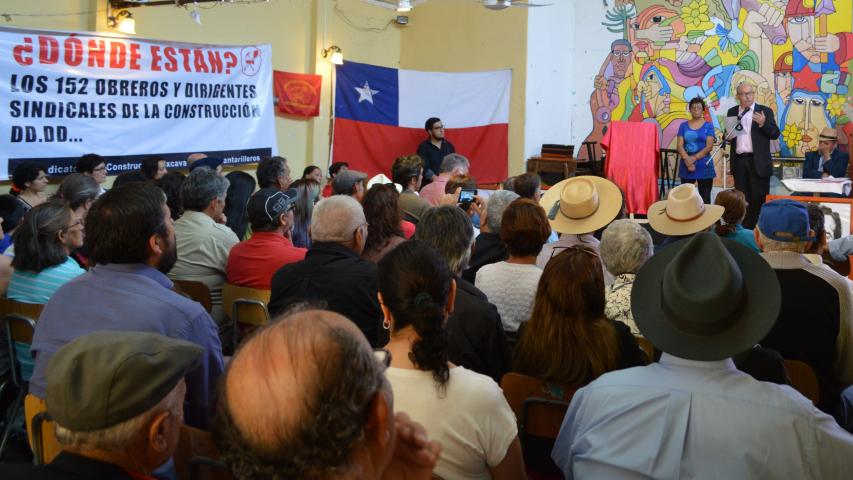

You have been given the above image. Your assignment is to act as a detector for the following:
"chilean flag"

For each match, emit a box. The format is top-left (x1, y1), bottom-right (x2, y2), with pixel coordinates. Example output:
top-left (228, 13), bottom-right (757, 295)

top-left (332, 61), bottom-right (510, 184)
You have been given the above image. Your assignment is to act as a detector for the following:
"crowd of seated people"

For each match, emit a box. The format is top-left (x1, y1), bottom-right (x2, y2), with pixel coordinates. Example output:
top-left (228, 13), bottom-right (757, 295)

top-left (1, 149), bottom-right (853, 480)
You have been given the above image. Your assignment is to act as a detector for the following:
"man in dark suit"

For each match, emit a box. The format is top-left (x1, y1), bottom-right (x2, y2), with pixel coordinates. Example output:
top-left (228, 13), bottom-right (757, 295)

top-left (802, 128), bottom-right (848, 180)
top-left (727, 83), bottom-right (780, 228)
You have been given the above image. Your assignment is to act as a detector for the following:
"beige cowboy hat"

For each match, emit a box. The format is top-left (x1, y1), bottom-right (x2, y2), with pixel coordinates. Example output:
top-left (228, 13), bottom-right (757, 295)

top-left (540, 176), bottom-right (623, 234)
top-left (648, 183), bottom-right (724, 236)
top-left (819, 127), bottom-right (838, 142)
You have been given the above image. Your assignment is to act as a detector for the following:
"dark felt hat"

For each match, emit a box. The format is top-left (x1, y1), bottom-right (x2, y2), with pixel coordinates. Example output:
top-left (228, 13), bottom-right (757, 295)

top-left (46, 331), bottom-right (203, 431)
top-left (631, 232), bottom-right (781, 361)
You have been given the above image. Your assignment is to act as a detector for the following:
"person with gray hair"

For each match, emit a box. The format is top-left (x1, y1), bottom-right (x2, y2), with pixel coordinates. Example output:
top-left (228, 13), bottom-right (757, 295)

top-left (415, 206), bottom-right (511, 382)
top-left (600, 219), bottom-right (654, 334)
top-left (269, 195), bottom-right (386, 346)
top-left (419, 153), bottom-right (470, 206)
top-left (461, 189), bottom-right (519, 283)
top-left (170, 167), bottom-right (239, 340)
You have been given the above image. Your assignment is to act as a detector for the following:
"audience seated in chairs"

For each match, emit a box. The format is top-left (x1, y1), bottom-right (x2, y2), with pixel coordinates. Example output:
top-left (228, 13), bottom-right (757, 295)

top-left (321, 161), bottom-right (348, 198)
top-left (392, 155), bottom-right (431, 224)
top-left (169, 167), bottom-right (239, 331)
top-left (53, 173), bottom-right (100, 270)
top-left (223, 171), bottom-right (257, 241)
top-left (0, 331), bottom-right (201, 479)
top-left (213, 308), bottom-right (441, 480)
top-left (75, 154), bottom-right (108, 196)
top-left (552, 233), bottom-right (853, 478)
top-left (255, 155), bottom-right (292, 192)
top-left (379, 240), bottom-right (526, 479)
top-left (414, 206), bottom-right (511, 384)
top-left (420, 153), bottom-right (470, 206)
top-left (513, 246), bottom-right (645, 386)
top-left (28, 182), bottom-right (223, 430)
top-left (0, 194), bottom-right (27, 294)
top-left (755, 199), bottom-right (853, 414)
top-left (600, 219), bottom-right (654, 335)
top-left (226, 188), bottom-right (305, 290)
top-left (648, 183), bottom-right (724, 251)
top-left (714, 189), bottom-right (760, 253)
top-left (268, 195), bottom-right (386, 347)
top-left (9, 162), bottom-right (48, 213)
top-left (139, 155), bottom-right (167, 181)
top-left (536, 176), bottom-right (622, 283)
top-left (361, 184), bottom-right (407, 263)
top-left (156, 171), bottom-right (186, 221)
top-left (288, 178), bottom-right (320, 249)
top-left (8, 201), bottom-right (85, 304)
top-left (475, 198), bottom-right (550, 333)
top-left (461, 189), bottom-right (519, 283)
top-left (332, 169), bottom-right (368, 203)
top-left (510, 172), bottom-right (542, 201)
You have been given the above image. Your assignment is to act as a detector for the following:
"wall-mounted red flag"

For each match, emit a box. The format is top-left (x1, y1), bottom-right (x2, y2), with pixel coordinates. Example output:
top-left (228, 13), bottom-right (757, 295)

top-left (273, 70), bottom-right (322, 117)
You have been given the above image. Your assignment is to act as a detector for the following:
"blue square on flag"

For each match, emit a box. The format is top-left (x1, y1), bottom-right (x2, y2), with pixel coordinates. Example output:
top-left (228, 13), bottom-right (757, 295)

top-left (335, 61), bottom-right (398, 127)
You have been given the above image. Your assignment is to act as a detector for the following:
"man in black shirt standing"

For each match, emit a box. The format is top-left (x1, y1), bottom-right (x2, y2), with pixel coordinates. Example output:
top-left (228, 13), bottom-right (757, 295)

top-left (417, 117), bottom-right (455, 183)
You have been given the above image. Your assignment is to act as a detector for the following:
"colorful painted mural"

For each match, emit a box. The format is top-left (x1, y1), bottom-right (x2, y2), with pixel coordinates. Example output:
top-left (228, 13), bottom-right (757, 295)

top-left (585, 0), bottom-right (853, 169)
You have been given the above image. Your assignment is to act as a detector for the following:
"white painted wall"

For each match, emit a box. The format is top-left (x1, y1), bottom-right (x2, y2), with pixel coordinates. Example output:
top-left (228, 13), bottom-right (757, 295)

top-left (523, 0), bottom-right (575, 160)
top-left (567, 1), bottom-right (621, 147)
top-left (525, 0), bottom-right (621, 159)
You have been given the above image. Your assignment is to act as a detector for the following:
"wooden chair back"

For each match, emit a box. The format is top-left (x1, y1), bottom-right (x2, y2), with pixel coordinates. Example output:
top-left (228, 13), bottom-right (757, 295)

top-left (500, 372), bottom-right (578, 440)
top-left (173, 280), bottom-right (213, 313)
top-left (25, 394), bottom-right (61, 465)
top-left (222, 283), bottom-right (271, 346)
top-left (635, 336), bottom-right (656, 363)
top-left (31, 411), bottom-right (61, 466)
top-left (784, 359), bottom-right (820, 405)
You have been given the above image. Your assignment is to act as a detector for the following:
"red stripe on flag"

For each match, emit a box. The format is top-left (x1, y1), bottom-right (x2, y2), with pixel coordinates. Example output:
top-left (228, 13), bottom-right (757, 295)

top-left (333, 119), bottom-right (508, 184)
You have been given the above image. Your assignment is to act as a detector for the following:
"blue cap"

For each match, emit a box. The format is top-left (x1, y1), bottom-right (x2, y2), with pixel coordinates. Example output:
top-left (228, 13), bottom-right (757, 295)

top-left (188, 156), bottom-right (223, 171)
top-left (757, 199), bottom-right (814, 243)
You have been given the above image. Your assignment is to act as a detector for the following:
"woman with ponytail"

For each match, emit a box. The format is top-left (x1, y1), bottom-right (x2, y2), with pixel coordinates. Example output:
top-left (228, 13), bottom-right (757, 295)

top-left (714, 189), bottom-right (759, 252)
top-left (513, 246), bottom-right (645, 386)
top-left (379, 240), bottom-right (525, 479)
top-left (9, 162), bottom-right (48, 212)
top-left (7, 201), bottom-right (85, 304)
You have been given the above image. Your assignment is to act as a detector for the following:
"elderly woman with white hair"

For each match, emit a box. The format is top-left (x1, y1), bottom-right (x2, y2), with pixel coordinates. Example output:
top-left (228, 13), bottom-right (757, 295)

top-left (600, 219), bottom-right (654, 334)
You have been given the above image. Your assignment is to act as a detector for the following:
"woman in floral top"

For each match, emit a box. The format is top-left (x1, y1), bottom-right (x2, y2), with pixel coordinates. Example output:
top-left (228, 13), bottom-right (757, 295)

top-left (600, 220), bottom-right (654, 334)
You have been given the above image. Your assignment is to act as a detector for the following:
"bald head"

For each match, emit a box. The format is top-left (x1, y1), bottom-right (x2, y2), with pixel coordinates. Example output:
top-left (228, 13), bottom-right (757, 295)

top-left (215, 310), bottom-right (387, 479)
top-left (187, 153), bottom-right (207, 165)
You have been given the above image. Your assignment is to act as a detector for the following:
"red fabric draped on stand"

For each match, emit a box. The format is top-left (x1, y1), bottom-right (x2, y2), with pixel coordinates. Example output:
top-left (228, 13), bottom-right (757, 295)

top-left (601, 121), bottom-right (660, 215)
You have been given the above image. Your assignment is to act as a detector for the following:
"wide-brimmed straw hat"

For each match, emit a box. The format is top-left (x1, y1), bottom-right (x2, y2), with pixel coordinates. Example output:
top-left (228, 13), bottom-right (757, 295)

top-left (819, 127), bottom-right (838, 142)
top-left (648, 183), bottom-right (724, 236)
top-left (631, 232), bottom-right (781, 361)
top-left (540, 176), bottom-right (622, 234)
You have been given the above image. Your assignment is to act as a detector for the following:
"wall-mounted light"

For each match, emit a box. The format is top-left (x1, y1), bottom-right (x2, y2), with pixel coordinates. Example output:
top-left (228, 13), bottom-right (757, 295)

top-left (322, 45), bottom-right (344, 65)
top-left (107, 10), bottom-right (136, 34)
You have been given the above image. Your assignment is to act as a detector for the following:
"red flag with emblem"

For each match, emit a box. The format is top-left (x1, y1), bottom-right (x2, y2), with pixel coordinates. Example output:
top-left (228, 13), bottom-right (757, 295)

top-left (273, 71), bottom-right (322, 117)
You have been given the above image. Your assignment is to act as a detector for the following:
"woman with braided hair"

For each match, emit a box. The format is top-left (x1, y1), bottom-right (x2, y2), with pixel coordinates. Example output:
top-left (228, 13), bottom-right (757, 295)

top-left (379, 240), bottom-right (525, 479)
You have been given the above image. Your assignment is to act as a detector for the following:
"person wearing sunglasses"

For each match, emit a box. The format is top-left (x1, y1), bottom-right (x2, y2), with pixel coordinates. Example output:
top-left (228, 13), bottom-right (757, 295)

top-left (226, 187), bottom-right (305, 291)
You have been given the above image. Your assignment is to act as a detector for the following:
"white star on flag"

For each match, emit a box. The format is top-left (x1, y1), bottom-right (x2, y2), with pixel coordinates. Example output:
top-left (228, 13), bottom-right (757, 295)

top-left (354, 81), bottom-right (380, 104)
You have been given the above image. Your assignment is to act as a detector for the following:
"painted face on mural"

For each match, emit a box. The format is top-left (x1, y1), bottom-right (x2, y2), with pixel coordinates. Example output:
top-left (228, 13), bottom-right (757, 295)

top-left (611, 44), bottom-right (632, 78)
top-left (785, 91), bottom-right (831, 155)
top-left (787, 15), bottom-right (820, 63)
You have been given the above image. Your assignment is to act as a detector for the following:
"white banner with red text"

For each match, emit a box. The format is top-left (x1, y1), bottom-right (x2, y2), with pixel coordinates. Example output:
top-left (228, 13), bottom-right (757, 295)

top-left (0, 26), bottom-right (276, 180)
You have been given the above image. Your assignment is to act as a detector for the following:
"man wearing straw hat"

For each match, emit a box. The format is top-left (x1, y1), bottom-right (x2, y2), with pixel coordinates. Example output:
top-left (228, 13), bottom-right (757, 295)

top-left (552, 233), bottom-right (853, 478)
top-left (537, 176), bottom-right (623, 282)
top-left (647, 183), bottom-right (724, 251)
top-left (802, 127), bottom-right (848, 180)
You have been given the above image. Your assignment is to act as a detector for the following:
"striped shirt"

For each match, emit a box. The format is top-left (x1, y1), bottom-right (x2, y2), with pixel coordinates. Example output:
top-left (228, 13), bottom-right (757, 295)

top-left (8, 257), bottom-right (85, 304)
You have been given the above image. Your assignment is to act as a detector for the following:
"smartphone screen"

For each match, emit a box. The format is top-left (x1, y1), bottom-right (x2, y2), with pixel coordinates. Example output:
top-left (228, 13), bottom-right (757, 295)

top-left (458, 188), bottom-right (476, 209)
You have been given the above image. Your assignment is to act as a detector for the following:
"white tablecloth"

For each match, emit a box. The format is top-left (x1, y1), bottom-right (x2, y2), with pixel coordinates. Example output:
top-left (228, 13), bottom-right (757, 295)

top-left (781, 178), bottom-right (852, 196)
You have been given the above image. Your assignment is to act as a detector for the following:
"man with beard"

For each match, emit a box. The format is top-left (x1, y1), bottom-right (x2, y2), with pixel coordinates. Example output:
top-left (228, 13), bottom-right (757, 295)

top-left (28, 182), bottom-right (224, 430)
top-left (416, 117), bottom-right (455, 183)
